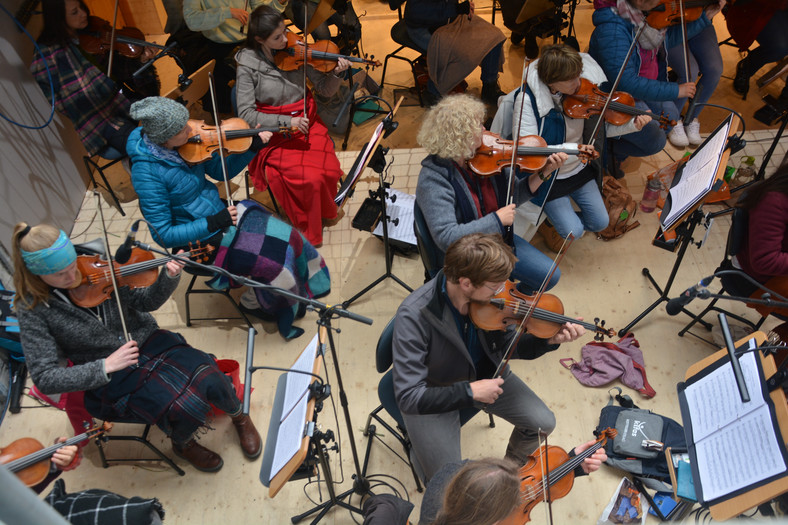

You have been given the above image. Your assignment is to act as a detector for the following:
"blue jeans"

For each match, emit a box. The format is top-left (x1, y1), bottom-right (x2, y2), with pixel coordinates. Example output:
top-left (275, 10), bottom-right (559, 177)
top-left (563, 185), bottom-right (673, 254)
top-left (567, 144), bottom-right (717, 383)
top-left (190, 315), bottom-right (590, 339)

top-left (543, 179), bottom-right (609, 238)
top-left (513, 234), bottom-right (560, 293)
top-left (667, 24), bottom-right (723, 121)
top-left (608, 100), bottom-right (667, 161)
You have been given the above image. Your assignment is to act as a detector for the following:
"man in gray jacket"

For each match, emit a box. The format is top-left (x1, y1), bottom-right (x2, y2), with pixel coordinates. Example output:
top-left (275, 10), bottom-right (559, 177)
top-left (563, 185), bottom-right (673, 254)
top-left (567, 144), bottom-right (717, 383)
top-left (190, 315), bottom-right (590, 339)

top-left (392, 233), bottom-right (584, 482)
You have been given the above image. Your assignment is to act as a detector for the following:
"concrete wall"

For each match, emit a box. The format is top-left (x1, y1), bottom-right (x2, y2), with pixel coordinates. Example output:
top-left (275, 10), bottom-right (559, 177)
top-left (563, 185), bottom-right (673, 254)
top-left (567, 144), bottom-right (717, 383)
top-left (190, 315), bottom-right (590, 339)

top-left (0, 0), bottom-right (89, 282)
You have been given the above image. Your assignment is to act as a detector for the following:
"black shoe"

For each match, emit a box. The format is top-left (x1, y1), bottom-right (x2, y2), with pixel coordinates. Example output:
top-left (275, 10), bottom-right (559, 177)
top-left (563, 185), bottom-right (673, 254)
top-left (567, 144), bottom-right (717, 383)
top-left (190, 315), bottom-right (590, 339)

top-left (239, 303), bottom-right (277, 323)
top-left (481, 82), bottom-right (505, 106)
top-left (733, 58), bottom-right (751, 98)
top-left (510, 31), bottom-right (525, 45)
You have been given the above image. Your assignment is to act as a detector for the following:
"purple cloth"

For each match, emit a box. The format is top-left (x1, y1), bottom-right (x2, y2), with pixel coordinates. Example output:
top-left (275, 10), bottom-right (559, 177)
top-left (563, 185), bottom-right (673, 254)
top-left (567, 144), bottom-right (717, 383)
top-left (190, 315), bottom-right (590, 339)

top-left (562, 333), bottom-right (656, 397)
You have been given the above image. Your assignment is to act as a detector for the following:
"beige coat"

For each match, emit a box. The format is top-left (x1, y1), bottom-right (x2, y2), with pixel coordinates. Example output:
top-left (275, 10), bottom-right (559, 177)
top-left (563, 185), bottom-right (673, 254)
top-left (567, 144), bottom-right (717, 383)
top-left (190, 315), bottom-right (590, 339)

top-left (235, 47), bottom-right (342, 128)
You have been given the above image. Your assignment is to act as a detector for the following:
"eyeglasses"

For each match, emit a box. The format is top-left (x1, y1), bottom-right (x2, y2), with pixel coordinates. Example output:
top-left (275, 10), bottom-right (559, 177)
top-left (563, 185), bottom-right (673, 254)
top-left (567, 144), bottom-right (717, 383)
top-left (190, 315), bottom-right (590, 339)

top-left (484, 283), bottom-right (506, 295)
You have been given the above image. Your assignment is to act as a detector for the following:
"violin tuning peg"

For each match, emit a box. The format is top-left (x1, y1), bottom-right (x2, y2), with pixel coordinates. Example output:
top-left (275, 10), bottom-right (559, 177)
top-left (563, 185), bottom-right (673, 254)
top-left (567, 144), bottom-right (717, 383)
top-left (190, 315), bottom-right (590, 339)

top-left (594, 317), bottom-right (600, 325)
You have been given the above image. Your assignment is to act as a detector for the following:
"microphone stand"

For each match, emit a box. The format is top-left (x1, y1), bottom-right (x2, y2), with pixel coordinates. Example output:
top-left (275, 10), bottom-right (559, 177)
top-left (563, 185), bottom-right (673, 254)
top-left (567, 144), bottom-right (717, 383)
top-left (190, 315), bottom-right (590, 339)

top-left (679, 269), bottom-right (788, 345)
top-left (131, 240), bottom-right (377, 523)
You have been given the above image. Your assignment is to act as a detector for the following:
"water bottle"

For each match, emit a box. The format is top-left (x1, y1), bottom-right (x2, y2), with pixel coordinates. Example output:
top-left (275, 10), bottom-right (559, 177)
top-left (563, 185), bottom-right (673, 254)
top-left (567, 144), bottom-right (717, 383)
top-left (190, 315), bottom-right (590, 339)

top-left (640, 178), bottom-right (662, 213)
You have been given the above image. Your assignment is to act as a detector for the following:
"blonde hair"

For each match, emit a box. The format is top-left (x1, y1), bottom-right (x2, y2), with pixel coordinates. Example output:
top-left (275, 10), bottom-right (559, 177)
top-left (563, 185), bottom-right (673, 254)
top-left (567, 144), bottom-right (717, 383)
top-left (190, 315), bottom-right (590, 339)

top-left (432, 458), bottom-right (520, 525)
top-left (537, 44), bottom-right (583, 86)
top-left (443, 233), bottom-right (516, 287)
top-left (417, 94), bottom-right (486, 161)
top-left (12, 223), bottom-right (61, 309)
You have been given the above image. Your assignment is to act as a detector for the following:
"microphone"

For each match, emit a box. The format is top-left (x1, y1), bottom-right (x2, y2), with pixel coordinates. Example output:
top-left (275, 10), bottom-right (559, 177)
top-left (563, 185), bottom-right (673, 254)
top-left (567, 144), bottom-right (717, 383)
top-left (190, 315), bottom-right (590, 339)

top-left (115, 219), bottom-right (142, 264)
top-left (333, 81), bottom-right (359, 128)
top-left (666, 275), bottom-right (714, 316)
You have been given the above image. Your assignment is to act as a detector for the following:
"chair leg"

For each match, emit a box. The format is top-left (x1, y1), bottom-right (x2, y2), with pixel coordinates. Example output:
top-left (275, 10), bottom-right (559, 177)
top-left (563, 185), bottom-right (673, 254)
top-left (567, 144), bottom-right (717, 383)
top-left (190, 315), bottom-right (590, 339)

top-left (184, 274), bottom-right (256, 332)
top-left (362, 405), bottom-right (424, 492)
top-left (95, 425), bottom-right (186, 476)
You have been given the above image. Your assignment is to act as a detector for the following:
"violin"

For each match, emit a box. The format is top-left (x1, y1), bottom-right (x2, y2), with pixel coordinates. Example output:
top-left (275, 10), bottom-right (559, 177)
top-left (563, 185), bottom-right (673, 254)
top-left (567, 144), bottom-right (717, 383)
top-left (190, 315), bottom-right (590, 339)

top-left (178, 118), bottom-right (296, 164)
top-left (274, 31), bottom-right (381, 73)
top-left (469, 280), bottom-right (616, 341)
top-left (1, 423), bottom-right (111, 487)
top-left (68, 244), bottom-right (213, 308)
top-left (78, 16), bottom-right (149, 59)
top-left (500, 429), bottom-right (616, 524)
top-left (646, 0), bottom-right (719, 29)
top-left (562, 78), bottom-right (676, 130)
top-left (468, 131), bottom-right (599, 178)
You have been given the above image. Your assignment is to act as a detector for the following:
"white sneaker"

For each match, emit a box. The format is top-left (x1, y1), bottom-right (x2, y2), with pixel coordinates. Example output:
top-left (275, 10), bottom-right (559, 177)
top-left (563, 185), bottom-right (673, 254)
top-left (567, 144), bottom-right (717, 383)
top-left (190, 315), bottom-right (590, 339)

top-left (668, 124), bottom-right (689, 148)
top-left (685, 118), bottom-right (703, 145)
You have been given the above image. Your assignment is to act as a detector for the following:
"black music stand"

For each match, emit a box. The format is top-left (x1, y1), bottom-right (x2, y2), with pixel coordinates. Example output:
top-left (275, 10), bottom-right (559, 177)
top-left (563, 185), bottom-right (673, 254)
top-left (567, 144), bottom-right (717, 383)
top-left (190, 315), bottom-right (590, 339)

top-left (619, 208), bottom-right (714, 336)
top-left (342, 145), bottom-right (413, 309)
top-left (618, 115), bottom-right (737, 336)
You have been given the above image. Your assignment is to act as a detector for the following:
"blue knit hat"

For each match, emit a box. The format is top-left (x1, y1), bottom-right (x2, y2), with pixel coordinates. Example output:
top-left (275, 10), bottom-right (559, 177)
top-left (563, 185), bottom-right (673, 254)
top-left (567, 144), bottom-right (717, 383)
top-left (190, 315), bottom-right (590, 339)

top-left (130, 96), bottom-right (190, 144)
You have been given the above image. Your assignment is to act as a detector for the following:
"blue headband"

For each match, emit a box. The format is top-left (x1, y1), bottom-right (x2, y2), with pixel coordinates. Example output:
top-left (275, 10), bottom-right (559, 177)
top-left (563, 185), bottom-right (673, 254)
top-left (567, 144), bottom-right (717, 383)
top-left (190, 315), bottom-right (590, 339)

top-left (20, 230), bottom-right (77, 275)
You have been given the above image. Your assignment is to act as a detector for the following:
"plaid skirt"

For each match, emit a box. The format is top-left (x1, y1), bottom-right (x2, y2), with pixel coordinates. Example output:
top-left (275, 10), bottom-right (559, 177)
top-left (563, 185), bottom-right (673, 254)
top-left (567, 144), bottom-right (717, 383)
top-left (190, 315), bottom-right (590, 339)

top-left (84, 330), bottom-right (239, 443)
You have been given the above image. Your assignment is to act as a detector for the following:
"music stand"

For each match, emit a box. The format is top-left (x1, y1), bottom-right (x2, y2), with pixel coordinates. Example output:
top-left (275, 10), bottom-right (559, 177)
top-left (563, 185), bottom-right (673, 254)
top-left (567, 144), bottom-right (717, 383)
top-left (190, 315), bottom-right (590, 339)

top-left (679, 331), bottom-right (788, 520)
top-left (618, 114), bottom-right (739, 336)
top-left (163, 60), bottom-right (215, 109)
top-left (261, 332), bottom-right (325, 498)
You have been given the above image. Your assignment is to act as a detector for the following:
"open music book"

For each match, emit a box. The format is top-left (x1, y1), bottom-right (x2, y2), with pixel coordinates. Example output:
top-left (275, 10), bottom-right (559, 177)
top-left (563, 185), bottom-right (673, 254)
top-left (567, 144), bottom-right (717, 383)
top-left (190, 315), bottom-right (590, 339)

top-left (660, 115), bottom-right (732, 230)
top-left (677, 338), bottom-right (788, 504)
top-left (269, 334), bottom-right (319, 481)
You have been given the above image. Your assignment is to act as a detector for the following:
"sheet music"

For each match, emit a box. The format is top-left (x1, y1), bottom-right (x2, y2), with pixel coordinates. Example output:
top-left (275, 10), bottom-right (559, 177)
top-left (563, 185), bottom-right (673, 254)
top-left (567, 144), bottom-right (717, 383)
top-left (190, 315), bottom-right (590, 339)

top-left (683, 344), bottom-right (787, 501)
top-left (335, 121), bottom-right (386, 206)
top-left (661, 118), bottom-right (731, 228)
top-left (269, 389), bottom-right (309, 482)
top-left (373, 189), bottom-right (416, 246)
top-left (281, 334), bottom-right (319, 422)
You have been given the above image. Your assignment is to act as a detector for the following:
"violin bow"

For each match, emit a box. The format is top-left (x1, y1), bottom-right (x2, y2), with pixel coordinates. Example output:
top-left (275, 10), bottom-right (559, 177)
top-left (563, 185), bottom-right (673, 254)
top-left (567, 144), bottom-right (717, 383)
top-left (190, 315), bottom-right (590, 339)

top-left (303, 7), bottom-right (309, 138)
top-left (106, 0), bottom-right (120, 79)
top-left (491, 233), bottom-right (574, 380)
top-left (93, 191), bottom-right (131, 343)
top-left (207, 72), bottom-right (235, 207)
top-left (678, 0), bottom-right (698, 127)
top-left (540, 429), bottom-right (554, 525)
top-left (505, 55), bottom-right (533, 208)
top-left (587, 20), bottom-right (648, 151)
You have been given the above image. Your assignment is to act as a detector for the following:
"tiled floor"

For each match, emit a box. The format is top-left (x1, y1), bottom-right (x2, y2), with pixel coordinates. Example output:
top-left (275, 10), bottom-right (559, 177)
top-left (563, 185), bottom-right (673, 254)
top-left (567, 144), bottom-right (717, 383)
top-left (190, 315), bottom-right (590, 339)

top-left (4, 1), bottom-right (788, 523)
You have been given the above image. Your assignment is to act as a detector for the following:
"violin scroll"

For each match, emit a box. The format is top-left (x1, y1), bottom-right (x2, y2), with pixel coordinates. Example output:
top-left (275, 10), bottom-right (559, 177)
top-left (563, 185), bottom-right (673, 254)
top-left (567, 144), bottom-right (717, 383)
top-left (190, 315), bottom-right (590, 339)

top-left (593, 318), bottom-right (616, 341)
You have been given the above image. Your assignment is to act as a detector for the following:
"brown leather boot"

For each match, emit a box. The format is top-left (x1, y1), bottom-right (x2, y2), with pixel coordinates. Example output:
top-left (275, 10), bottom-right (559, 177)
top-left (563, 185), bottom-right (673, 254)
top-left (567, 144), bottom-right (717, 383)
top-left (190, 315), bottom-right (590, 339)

top-left (172, 439), bottom-right (223, 472)
top-left (232, 414), bottom-right (262, 459)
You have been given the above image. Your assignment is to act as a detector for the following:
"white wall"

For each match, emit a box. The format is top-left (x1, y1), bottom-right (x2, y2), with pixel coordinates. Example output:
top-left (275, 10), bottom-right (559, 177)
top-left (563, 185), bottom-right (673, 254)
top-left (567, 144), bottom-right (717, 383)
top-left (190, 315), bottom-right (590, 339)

top-left (0, 0), bottom-right (89, 280)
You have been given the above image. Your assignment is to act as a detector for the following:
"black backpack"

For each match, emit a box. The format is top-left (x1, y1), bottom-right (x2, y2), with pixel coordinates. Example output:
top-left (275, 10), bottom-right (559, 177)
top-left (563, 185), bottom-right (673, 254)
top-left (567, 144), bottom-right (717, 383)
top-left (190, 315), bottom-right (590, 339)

top-left (596, 388), bottom-right (686, 481)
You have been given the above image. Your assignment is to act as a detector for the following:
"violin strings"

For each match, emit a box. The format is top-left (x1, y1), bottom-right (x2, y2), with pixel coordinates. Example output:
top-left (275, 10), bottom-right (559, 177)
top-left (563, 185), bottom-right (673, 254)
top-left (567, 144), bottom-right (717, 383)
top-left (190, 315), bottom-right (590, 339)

top-left (92, 259), bottom-right (165, 283)
top-left (516, 443), bottom-right (603, 502)
top-left (497, 299), bottom-right (597, 331)
top-left (571, 95), bottom-right (648, 117)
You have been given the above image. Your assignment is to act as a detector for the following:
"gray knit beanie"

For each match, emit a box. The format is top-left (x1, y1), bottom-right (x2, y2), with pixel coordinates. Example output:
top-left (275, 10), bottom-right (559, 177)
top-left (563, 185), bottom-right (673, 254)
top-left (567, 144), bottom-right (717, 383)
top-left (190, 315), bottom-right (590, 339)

top-left (130, 96), bottom-right (190, 144)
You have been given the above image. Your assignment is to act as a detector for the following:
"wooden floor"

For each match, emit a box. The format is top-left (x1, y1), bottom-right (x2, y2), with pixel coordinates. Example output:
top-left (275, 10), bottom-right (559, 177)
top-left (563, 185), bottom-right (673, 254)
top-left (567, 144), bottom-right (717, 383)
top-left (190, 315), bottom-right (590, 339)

top-left (3, 1), bottom-right (788, 523)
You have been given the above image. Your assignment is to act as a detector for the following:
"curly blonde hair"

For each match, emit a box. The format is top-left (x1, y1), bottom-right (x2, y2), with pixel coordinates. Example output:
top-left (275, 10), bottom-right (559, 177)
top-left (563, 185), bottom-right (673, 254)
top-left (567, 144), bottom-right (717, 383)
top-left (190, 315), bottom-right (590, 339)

top-left (417, 94), bottom-right (486, 161)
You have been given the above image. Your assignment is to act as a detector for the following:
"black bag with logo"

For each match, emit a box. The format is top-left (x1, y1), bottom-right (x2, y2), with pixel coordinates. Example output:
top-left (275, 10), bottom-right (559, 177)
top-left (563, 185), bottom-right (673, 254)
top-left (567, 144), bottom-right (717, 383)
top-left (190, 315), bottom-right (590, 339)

top-left (596, 388), bottom-right (686, 481)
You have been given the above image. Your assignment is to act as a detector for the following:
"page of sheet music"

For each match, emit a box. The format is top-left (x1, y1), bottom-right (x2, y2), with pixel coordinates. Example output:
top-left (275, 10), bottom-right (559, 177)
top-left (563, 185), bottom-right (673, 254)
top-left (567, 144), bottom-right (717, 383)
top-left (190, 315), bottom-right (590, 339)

top-left (662, 119), bottom-right (731, 227)
top-left (684, 345), bottom-right (787, 501)
top-left (335, 122), bottom-right (385, 205)
top-left (372, 189), bottom-right (416, 246)
top-left (281, 334), bottom-right (319, 423)
top-left (695, 404), bottom-right (786, 501)
top-left (269, 389), bottom-right (309, 482)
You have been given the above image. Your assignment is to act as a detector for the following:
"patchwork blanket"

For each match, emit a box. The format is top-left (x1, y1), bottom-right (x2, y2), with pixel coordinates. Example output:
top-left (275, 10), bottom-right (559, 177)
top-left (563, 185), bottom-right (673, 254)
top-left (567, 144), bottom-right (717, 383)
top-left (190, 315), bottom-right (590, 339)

top-left (208, 200), bottom-right (331, 339)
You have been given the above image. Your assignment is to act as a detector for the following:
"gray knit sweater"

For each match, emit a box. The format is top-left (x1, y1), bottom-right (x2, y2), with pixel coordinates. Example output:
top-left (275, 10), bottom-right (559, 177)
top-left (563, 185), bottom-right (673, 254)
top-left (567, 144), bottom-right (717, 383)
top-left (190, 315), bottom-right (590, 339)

top-left (18, 270), bottom-right (180, 395)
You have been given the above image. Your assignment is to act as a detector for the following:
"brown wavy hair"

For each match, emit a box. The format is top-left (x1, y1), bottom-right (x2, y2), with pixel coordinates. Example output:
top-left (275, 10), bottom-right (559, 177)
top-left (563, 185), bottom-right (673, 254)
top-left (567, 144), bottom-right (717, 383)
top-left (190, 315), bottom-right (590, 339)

top-left (11, 223), bottom-right (61, 310)
top-left (443, 233), bottom-right (516, 287)
top-left (432, 458), bottom-right (521, 525)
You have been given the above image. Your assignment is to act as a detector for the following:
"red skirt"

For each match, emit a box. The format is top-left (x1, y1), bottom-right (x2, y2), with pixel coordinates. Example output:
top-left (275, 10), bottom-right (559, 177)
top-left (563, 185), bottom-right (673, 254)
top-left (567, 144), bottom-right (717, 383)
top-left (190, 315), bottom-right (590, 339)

top-left (247, 93), bottom-right (342, 245)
